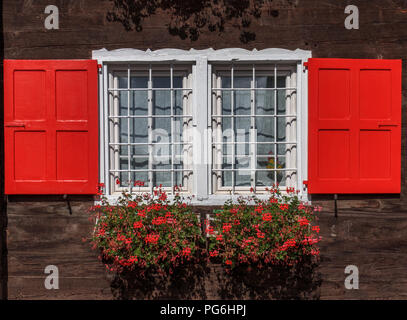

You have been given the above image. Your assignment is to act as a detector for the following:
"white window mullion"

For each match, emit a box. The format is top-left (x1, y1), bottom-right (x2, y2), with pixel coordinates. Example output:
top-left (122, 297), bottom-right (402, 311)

top-left (113, 76), bottom-right (120, 189)
top-left (170, 64), bottom-right (175, 194)
top-left (127, 66), bottom-right (132, 190)
top-left (274, 64), bottom-right (278, 186)
top-left (215, 74), bottom-right (222, 194)
top-left (103, 64), bottom-right (110, 194)
top-left (231, 64), bottom-right (235, 195)
top-left (193, 58), bottom-right (209, 200)
top-left (251, 64), bottom-right (256, 192)
top-left (148, 64), bottom-right (153, 193)
top-left (207, 63), bottom-right (213, 195)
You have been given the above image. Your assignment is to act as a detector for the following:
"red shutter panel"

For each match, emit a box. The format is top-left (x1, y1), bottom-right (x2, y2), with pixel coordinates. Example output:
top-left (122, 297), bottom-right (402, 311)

top-left (308, 58), bottom-right (401, 194)
top-left (4, 60), bottom-right (99, 194)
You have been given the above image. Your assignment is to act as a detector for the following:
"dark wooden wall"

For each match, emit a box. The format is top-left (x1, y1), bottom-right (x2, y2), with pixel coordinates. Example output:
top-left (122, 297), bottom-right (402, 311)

top-left (2, 0), bottom-right (407, 299)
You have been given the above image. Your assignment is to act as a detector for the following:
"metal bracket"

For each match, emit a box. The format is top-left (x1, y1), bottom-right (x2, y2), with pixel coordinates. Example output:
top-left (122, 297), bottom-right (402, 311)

top-left (63, 194), bottom-right (72, 215)
top-left (334, 194), bottom-right (338, 218)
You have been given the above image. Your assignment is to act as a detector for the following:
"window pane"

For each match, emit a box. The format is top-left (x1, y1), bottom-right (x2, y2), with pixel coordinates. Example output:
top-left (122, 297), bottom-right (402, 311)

top-left (111, 68), bottom-right (191, 192)
top-left (256, 117), bottom-right (275, 152)
top-left (212, 66), bottom-right (297, 193)
top-left (134, 157), bottom-right (149, 187)
top-left (256, 76), bottom-right (274, 88)
top-left (131, 76), bottom-right (148, 116)
top-left (256, 156), bottom-right (275, 187)
top-left (256, 90), bottom-right (274, 115)
top-left (234, 76), bottom-right (251, 115)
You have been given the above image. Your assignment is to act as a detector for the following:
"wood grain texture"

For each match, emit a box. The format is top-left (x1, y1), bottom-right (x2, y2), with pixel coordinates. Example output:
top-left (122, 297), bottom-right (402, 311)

top-left (6, 201), bottom-right (407, 299)
top-left (3, 0), bottom-right (407, 208)
top-left (3, 0), bottom-right (407, 299)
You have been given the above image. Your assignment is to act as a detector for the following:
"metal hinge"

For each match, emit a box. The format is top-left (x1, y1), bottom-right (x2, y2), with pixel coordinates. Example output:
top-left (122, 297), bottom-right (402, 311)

top-left (303, 62), bottom-right (309, 72)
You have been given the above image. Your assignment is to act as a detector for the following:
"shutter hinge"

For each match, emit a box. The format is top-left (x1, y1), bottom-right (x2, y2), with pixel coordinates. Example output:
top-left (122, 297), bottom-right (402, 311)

top-left (303, 62), bottom-right (309, 72)
top-left (303, 180), bottom-right (309, 191)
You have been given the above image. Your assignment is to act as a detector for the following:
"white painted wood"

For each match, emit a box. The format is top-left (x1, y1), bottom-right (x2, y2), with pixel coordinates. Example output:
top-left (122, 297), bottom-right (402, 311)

top-left (92, 47), bottom-right (312, 204)
top-left (93, 48), bottom-right (312, 62)
top-left (193, 57), bottom-right (209, 200)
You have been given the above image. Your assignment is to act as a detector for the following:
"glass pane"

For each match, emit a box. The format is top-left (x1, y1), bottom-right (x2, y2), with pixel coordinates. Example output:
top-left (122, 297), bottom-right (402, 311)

top-left (256, 76), bottom-right (274, 89)
top-left (234, 90), bottom-right (251, 115)
top-left (221, 158), bottom-right (232, 187)
top-left (256, 116), bottom-right (275, 150)
top-left (277, 90), bottom-right (287, 115)
top-left (118, 158), bottom-right (129, 187)
top-left (130, 76), bottom-right (148, 116)
top-left (113, 69), bottom-right (189, 190)
top-left (221, 117), bottom-right (232, 156)
top-left (276, 75), bottom-right (286, 88)
top-left (256, 90), bottom-right (274, 115)
top-left (174, 89), bottom-right (183, 116)
top-left (118, 117), bottom-right (128, 156)
top-left (235, 116), bottom-right (250, 153)
top-left (153, 165), bottom-right (172, 187)
top-left (222, 76), bottom-right (231, 89)
top-left (257, 143), bottom-right (275, 158)
top-left (153, 76), bottom-right (170, 88)
top-left (131, 117), bottom-right (148, 155)
top-left (153, 90), bottom-right (171, 116)
top-left (235, 156), bottom-right (251, 187)
top-left (234, 76), bottom-right (251, 115)
top-left (234, 76), bottom-right (251, 88)
top-left (134, 157), bottom-right (149, 187)
top-left (277, 117), bottom-right (287, 143)
top-left (256, 156), bottom-right (275, 187)
top-left (152, 87), bottom-right (171, 142)
top-left (276, 156), bottom-right (286, 186)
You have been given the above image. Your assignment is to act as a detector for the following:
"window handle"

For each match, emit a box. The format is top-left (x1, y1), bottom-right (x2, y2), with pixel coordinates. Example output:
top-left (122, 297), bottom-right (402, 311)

top-left (5, 122), bottom-right (26, 127)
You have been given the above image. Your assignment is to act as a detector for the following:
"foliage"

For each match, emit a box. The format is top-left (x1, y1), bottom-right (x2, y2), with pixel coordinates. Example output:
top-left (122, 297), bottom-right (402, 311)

top-left (206, 186), bottom-right (321, 270)
top-left (90, 183), bottom-right (321, 278)
top-left (89, 184), bottom-right (206, 275)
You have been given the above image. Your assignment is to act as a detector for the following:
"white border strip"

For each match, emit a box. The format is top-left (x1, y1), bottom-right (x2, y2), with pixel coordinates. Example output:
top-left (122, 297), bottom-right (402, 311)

top-left (92, 48), bottom-right (312, 205)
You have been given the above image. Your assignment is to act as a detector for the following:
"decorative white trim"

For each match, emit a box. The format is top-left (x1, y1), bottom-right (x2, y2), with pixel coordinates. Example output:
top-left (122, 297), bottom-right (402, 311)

top-left (92, 47), bottom-right (311, 63)
top-left (92, 48), bottom-right (312, 205)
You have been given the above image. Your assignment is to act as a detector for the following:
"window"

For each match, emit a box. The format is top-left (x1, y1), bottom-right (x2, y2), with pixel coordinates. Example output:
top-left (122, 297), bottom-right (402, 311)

top-left (108, 64), bottom-right (193, 194)
top-left (211, 64), bottom-right (297, 194)
top-left (94, 48), bottom-right (311, 202)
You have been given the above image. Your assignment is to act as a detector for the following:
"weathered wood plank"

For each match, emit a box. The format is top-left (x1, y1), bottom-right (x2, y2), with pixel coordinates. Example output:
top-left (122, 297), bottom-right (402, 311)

top-left (3, 0), bottom-right (407, 299)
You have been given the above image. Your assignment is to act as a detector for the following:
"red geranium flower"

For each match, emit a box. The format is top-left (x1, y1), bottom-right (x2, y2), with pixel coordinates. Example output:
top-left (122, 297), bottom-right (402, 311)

top-left (133, 221), bottom-right (143, 229)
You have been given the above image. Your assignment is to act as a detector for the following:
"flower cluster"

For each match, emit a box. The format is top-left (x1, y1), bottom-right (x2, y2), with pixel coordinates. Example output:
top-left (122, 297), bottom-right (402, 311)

top-left (207, 187), bottom-right (321, 270)
top-left (89, 185), bottom-right (205, 275)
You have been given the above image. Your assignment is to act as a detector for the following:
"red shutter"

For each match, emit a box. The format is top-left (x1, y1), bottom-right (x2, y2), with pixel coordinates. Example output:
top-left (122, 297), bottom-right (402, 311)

top-left (308, 58), bottom-right (401, 194)
top-left (4, 60), bottom-right (99, 194)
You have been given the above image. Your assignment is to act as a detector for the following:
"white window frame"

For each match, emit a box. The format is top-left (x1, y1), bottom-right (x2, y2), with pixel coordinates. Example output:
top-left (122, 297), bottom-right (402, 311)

top-left (108, 65), bottom-right (194, 195)
top-left (211, 64), bottom-right (298, 195)
top-left (93, 48), bottom-right (312, 204)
